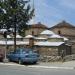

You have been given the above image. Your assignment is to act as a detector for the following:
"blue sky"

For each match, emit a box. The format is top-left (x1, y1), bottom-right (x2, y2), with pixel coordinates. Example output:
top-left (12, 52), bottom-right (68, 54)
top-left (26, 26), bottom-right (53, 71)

top-left (29, 0), bottom-right (75, 27)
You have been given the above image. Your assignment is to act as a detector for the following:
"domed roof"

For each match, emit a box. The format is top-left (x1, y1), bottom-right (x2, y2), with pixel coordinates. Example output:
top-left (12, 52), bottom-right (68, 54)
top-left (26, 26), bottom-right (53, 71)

top-left (62, 37), bottom-right (69, 41)
top-left (50, 21), bottom-right (75, 29)
top-left (31, 22), bottom-right (48, 29)
top-left (25, 35), bottom-right (34, 38)
top-left (35, 37), bottom-right (47, 40)
top-left (7, 35), bottom-right (12, 38)
top-left (16, 35), bottom-right (22, 38)
top-left (50, 34), bottom-right (62, 38)
top-left (0, 29), bottom-right (7, 33)
top-left (40, 30), bottom-right (55, 35)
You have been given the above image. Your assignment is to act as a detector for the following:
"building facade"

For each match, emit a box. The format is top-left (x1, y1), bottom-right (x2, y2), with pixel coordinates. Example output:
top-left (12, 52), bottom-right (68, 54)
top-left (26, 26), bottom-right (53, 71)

top-left (25, 22), bottom-right (48, 36)
top-left (0, 21), bottom-right (74, 62)
top-left (50, 21), bottom-right (75, 54)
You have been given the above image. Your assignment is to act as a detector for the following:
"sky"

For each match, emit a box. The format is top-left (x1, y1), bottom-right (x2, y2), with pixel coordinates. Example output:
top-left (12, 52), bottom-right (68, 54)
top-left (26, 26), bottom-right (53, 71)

top-left (29, 0), bottom-right (75, 27)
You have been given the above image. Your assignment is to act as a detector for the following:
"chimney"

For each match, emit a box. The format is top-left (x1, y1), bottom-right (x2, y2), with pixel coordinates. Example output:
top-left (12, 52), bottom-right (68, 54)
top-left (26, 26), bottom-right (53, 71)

top-left (29, 31), bottom-right (34, 48)
top-left (29, 37), bottom-right (34, 49)
top-left (38, 22), bottom-right (41, 24)
top-left (32, 31), bottom-right (34, 36)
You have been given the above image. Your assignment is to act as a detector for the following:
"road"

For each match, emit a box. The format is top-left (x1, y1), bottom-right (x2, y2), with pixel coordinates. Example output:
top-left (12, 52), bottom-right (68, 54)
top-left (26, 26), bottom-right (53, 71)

top-left (0, 65), bottom-right (75, 75)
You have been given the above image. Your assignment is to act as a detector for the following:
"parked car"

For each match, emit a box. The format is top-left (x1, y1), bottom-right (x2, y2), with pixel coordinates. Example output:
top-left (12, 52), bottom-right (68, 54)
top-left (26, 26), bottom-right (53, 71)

top-left (0, 49), bottom-right (5, 62)
top-left (7, 48), bottom-right (39, 64)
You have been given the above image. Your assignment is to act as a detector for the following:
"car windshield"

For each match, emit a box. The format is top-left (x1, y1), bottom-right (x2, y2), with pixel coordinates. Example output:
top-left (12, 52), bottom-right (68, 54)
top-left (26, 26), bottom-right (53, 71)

top-left (24, 48), bottom-right (32, 53)
top-left (14, 48), bottom-right (25, 53)
top-left (11, 48), bottom-right (36, 54)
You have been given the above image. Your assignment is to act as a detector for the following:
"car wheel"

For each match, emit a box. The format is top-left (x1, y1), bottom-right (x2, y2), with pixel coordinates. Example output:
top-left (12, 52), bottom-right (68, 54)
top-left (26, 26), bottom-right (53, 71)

top-left (8, 58), bottom-right (12, 62)
top-left (18, 59), bottom-right (22, 64)
top-left (33, 61), bottom-right (37, 64)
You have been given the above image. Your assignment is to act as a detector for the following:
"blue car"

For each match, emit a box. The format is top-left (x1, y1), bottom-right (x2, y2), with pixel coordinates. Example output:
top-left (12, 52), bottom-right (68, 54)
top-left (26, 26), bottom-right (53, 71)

top-left (7, 48), bottom-right (39, 64)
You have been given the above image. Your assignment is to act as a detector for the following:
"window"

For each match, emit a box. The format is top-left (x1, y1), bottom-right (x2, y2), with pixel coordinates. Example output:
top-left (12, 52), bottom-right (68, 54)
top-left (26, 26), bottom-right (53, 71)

top-left (58, 30), bottom-right (61, 34)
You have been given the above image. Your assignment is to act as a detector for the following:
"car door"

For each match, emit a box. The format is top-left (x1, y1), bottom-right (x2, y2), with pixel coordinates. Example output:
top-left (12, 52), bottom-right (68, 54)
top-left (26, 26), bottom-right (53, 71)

top-left (13, 50), bottom-right (20, 61)
top-left (8, 52), bottom-right (15, 61)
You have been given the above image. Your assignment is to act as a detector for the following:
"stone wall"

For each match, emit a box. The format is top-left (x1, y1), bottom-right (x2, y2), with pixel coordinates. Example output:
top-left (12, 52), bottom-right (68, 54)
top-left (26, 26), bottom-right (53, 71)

top-left (64, 54), bottom-right (75, 61)
top-left (50, 28), bottom-right (75, 36)
top-left (25, 28), bottom-right (45, 36)
top-left (34, 44), bottom-right (71, 62)
top-left (34, 46), bottom-right (61, 62)
top-left (0, 45), bottom-right (27, 53)
top-left (71, 43), bottom-right (75, 54)
top-left (50, 27), bottom-right (75, 54)
top-left (34, 46), bottom-right (59, 56)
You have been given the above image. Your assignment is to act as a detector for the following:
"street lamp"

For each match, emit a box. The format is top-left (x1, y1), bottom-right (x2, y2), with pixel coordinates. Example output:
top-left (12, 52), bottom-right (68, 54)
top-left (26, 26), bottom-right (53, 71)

top-left (0, 8), bottom-right (8, 62)
top-left (3, 31), bottom-right (9, 63)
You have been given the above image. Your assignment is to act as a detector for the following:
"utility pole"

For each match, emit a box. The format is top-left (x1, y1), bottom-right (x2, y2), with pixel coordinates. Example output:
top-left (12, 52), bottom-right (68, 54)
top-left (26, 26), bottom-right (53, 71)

top-left (14, 14), bottom-right (17, 51)
top-left (3, 31), bottom-right (9, 63)
top-left (32, 0), bottom-right (35, 19)
top-left (13, 0), bottom-right (17, 51)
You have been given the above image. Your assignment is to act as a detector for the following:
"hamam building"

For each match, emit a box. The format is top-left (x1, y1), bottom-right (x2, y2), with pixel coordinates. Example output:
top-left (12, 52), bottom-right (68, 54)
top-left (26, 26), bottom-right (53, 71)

top-left (0, 21), bottom-right (74, 62)
top-left (50, 21), bottom-right (75, 54)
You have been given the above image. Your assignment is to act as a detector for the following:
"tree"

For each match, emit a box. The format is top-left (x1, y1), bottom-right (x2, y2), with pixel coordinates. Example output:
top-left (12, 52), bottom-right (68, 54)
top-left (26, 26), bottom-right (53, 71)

top-left (0, 0), bottom-right (34, 50)
top-left (0, 8), bottom-right (3, 29)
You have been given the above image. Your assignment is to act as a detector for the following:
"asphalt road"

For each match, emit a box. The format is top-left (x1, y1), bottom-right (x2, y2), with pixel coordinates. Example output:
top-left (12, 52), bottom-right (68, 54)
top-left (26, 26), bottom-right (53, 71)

top-left (0, 65), bottom-right (75, 75)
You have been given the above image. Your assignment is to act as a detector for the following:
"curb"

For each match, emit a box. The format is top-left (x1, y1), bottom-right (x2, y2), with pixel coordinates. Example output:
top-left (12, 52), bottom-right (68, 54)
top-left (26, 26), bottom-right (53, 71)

top-left (0, 63), bottom-right (22, 66)
top-left (0, 63), bottom-right (74, 70)
top-left (28, 65), bottom-right (74, 70)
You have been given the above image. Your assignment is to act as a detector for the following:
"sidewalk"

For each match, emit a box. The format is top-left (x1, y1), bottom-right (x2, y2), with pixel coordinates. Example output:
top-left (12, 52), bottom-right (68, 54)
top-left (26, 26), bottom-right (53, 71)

top-left (28, 61), bottom-right (75, 69)
top-left (0, 61), bottom-right (75, 69)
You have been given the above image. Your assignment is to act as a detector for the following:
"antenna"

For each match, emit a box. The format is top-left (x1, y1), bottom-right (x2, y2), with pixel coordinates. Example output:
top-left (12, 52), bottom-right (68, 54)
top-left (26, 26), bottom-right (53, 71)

top-left (31, 0), bottom-right (35, 24)
top-left (33, 0), bottom-right (35, 17)
top-left (32, 0), bottom-right (35, 35)
top-left (33, 0), bottom-right (34, 10)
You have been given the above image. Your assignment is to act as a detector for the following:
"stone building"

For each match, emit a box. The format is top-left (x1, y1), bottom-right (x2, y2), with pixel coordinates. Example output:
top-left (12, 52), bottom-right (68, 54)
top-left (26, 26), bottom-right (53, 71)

top-left (0, 28), bottom-right (71, 62)
top-left (25, 22), bottom-right (48, 36)
top-left (0, 21), bottom-right (73, 62)
top-left (50, 21), bottom-right (75, 54)
top-left (34, 30), bottom-right (71, 56)
top-left (33, 30), bottom-right (71, 61)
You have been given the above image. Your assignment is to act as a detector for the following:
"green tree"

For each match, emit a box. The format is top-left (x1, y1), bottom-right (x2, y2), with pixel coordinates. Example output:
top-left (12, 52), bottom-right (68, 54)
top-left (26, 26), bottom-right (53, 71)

top-left (0, 0), bottom-right (34, 50)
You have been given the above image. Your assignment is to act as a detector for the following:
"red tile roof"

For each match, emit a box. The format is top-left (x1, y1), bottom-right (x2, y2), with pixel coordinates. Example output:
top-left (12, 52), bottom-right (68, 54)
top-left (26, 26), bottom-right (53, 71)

top-left (31, 22), bottom-right (48, 29)
top-left (50, 21), bottom-right (75, 29)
